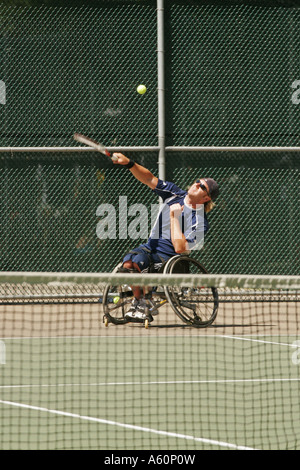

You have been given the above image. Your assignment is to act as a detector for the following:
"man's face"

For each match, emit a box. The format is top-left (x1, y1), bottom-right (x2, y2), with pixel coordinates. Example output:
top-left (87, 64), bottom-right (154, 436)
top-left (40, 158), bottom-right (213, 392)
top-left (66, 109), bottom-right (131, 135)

top-left (187, 179), bottom-right (211, 204)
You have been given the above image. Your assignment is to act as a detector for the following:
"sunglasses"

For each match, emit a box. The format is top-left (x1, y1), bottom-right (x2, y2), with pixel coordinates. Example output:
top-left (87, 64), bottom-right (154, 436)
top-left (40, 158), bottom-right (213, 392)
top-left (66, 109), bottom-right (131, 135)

top-left (196, 179), bottom-right (210, 195)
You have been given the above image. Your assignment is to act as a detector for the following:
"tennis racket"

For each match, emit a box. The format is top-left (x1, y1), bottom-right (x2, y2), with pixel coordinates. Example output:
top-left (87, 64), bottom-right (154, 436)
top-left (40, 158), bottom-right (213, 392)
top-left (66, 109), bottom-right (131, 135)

top-left (73, 133), bottom-right (118, 161)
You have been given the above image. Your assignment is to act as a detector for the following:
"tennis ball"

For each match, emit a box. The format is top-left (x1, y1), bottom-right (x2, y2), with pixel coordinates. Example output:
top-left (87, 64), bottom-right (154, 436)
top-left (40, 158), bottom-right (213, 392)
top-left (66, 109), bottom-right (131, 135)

top-left (137, 84), bottom-right (147, 95)
top-left (113, 296), bottom-right (120, 304)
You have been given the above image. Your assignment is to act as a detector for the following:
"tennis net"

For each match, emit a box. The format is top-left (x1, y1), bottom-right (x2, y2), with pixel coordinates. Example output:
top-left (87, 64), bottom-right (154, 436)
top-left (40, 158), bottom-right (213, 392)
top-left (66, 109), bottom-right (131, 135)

top-left (0, 271), bottom-right (300, 450)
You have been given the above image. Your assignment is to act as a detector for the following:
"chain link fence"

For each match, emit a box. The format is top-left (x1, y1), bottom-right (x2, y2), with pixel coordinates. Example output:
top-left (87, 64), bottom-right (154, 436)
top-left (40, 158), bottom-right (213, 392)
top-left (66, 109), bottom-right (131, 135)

top-left (0, 151), bottom-right (159, 272)
top-left (0, 3), bottom-right (158, 147)
top-left (0, 1), bottom-right (300, 274)
top-left (165, 1), bottom-right (300, 147)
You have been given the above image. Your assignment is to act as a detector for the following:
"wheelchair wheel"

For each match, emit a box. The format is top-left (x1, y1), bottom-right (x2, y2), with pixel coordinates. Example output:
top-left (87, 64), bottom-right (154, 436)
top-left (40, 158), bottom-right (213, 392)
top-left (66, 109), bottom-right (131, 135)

top-left (163, 255), bottom-right (219, 328)
top-left (102, 263), bottom-right (133, 325)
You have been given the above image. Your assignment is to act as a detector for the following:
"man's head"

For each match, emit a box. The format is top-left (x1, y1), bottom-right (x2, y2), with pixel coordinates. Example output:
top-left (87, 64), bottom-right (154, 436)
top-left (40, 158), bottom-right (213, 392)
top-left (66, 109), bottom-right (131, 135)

top-left (201, 178), bottom-right (219, 201)
top-left (186, 178), bottom-right (219, 213)
top-left (187, 178), bottom-right (219, 204)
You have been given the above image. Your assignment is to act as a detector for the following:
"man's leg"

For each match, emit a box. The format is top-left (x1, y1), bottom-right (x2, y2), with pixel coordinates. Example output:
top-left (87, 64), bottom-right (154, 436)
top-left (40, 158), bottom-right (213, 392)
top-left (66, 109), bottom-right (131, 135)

top-left (122, 260), bottom-right (143, 300)
top-left (121, 251), bottom-right (153, 323)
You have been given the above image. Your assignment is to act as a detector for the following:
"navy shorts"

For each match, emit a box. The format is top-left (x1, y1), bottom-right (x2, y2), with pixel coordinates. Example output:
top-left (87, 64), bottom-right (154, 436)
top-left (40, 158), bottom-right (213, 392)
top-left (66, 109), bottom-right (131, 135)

top-left (122, 244), bottom-right (170, 273)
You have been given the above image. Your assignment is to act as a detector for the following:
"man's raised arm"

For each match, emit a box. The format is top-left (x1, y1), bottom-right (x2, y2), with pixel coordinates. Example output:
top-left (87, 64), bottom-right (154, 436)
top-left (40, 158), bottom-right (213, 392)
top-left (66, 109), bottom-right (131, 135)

top-left (112, 152), bottom-right (158, 190)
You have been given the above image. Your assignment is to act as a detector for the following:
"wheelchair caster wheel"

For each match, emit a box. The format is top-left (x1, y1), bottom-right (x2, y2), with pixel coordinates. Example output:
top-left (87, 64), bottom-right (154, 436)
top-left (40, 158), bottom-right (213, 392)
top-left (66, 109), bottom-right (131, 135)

top-left (144, 319), bottom-right (149, 329)
top-left (104, 316), bottom-right (109, 327)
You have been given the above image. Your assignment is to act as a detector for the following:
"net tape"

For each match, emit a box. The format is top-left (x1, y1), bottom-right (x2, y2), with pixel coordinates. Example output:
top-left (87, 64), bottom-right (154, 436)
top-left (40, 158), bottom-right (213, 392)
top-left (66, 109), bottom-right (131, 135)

top-left (1, 272), bottom-right (300, 289)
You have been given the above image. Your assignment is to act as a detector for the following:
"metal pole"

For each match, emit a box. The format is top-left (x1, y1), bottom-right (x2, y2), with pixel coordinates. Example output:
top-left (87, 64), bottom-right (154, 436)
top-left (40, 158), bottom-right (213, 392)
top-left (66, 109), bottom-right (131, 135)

top-left (0, 146), bottom-right (160, 153)
top-left (164, 146), bottom-right (300, 152)
top-left (157, 0), bottom-right (165, 181)
top-left (1, 146), bottom-right (300, 153)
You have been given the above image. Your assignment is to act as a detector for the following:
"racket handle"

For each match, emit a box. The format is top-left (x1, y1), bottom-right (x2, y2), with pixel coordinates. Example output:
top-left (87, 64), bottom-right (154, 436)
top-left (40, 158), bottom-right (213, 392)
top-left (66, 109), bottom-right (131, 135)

top-left (104, 148), bottom-right (118, 162)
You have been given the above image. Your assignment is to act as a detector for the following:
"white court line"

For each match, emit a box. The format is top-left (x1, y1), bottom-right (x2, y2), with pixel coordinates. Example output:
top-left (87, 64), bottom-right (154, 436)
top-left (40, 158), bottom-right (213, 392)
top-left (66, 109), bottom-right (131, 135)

top-left (1, 376), bottom-right (300, 390)
top-left (0, 398), bottom-right (257, 450)
top-left (220, 335), bottom-right (300, 348)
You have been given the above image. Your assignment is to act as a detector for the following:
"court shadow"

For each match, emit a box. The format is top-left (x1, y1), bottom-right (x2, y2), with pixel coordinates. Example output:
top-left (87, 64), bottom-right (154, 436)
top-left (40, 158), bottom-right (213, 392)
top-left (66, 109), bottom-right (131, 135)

top-left (146, 322), bottom-right (274, 329)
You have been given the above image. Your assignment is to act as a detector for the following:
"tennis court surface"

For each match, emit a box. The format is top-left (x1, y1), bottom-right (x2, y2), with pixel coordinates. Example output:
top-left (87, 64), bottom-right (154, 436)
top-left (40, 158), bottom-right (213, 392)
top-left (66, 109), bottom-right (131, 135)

top-left (0, 272), bottom-right (299, 450)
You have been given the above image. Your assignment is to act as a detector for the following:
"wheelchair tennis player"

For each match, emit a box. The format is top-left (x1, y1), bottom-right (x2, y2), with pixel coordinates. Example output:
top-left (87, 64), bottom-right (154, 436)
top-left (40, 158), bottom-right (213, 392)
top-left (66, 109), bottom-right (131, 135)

top-left (111, 152), bottom-right (219, 324)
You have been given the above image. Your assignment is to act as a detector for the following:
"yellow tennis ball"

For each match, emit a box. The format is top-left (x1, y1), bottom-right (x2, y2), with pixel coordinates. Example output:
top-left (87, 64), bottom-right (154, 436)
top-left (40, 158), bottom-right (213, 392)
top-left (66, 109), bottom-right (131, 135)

top-left (113, 296), bottom-right (120, 304)
top-left (137, 84), bottom-right (147, 95)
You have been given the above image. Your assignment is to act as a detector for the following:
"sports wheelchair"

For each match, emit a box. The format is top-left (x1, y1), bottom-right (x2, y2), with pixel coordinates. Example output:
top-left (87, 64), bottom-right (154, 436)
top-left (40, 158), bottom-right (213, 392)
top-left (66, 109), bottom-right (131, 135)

top-left (102, 255), bottom-right (219, 329)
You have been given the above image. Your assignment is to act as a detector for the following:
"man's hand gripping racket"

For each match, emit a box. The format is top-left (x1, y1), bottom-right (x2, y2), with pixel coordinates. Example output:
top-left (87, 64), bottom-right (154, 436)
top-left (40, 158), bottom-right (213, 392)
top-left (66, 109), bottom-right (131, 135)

top-left (73, 133), bottom-right (118, 162)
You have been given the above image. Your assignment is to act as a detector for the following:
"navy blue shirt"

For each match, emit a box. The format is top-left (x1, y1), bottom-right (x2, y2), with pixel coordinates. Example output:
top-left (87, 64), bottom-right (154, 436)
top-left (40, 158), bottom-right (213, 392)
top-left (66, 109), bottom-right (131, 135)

top-left (143, 179), bottom-right (209, 258)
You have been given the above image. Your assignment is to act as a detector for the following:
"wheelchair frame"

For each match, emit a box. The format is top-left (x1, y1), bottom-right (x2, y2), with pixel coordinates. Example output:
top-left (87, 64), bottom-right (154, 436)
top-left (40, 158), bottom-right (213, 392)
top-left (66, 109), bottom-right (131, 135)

top-left (102, 255), bottom-right (219, 329)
